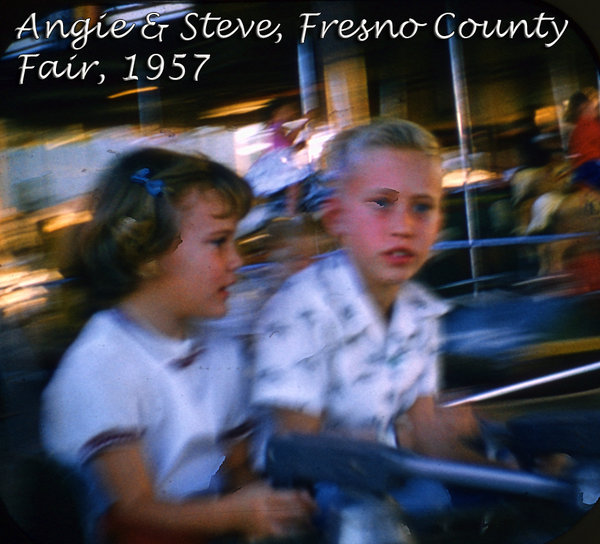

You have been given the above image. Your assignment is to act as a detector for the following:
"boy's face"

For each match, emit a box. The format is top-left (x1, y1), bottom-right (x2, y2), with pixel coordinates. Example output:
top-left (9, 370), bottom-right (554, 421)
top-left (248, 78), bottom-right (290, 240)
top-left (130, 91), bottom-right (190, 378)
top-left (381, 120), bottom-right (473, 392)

top-left (155, 189), bottom-right (242, 320)
top-left (328, 147), bottom-right (442, 310)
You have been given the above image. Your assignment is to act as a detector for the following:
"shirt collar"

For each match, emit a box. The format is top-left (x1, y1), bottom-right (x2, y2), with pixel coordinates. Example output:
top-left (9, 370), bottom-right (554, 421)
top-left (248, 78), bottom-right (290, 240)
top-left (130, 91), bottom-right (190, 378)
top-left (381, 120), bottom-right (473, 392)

top-left (320, 250), bottom-right (450, 342)
top-left (111, 308), bottom-right (205, 368)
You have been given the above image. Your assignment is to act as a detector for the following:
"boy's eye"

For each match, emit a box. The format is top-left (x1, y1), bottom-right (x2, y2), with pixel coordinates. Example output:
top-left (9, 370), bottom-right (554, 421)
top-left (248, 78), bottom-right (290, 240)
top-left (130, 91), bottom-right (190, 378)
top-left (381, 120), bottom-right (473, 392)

top-left (370, 197), bottom-right (393, 208)
top-left (413, 202), bottom-right (435, 214)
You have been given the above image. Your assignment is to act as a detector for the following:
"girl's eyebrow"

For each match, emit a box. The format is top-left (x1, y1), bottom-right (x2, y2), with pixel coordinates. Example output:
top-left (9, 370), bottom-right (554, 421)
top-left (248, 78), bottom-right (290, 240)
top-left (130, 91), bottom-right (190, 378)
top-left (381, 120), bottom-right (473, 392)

top-left (206, 227), bottom-right (234, 238)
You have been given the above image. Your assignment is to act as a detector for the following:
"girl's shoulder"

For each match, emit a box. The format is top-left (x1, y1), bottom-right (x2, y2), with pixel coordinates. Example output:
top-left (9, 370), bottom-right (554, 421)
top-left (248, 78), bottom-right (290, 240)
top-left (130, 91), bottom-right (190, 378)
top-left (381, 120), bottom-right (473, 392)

top-left (44, 310), bottom-right (154, 410)
top-left (57, 309), bottom-right (145, 376)
top-left (67, 308), bottom-right (129, 348)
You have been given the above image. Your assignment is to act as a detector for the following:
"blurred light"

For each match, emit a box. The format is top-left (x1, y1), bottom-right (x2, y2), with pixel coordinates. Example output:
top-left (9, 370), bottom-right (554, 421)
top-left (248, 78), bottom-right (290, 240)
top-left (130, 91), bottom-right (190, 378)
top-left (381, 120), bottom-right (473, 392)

top-left (0, 289), bottom-right (48, 319)
top-left (108, 86), bottom-right (159, 99)
top-left (236, 142), bottom-right (271, 156)
top-left (45, 132), bottom-right (90, 150)
top-left (40, 210), bottom-right (92, 233)
top-left (306, 128), bottom-right (336, 164)
top-left (0, 270), bottom-right (30, 290)
top-left (0, 267), bottom-right (63, 320)
top-left (202, 98), bottom-right (271, 119)
top-left (0, 269), bottom-right (61, 291)
top-left (535, 105), bottom-right (559, 127)
top-left (238, 233), bottom-right (269, 246)
top-left (442, 169), bottom-right (496, 187)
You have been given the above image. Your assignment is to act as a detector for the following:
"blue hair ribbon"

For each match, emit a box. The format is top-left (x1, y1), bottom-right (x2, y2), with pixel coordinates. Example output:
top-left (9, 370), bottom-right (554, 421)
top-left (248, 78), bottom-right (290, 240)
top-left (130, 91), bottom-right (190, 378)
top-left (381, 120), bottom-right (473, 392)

top-left (131, 168), bottom-right (165, 197)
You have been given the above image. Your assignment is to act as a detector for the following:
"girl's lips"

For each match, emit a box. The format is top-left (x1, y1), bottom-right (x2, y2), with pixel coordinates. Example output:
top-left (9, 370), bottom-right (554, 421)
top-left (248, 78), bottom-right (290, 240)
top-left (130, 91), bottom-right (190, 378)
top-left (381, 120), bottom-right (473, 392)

top-left (217, 286), bottom-right (230, 299)
top-left (218, 280), bottom-right (236, 298)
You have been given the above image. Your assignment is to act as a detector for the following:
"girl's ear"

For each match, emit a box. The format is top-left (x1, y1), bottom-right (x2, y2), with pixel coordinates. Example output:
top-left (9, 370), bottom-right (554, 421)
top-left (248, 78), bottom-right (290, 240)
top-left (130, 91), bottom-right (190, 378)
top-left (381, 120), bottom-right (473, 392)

top-left (138, 258), bottom-right (161, 280)
top-left (321, 195), bottom-right (344, 237)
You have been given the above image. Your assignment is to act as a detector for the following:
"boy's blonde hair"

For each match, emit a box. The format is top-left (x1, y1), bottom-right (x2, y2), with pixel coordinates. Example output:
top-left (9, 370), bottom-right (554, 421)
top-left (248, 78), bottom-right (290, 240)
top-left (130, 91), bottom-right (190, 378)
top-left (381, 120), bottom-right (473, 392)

top-left (323, 118), bottom-right (440, 184)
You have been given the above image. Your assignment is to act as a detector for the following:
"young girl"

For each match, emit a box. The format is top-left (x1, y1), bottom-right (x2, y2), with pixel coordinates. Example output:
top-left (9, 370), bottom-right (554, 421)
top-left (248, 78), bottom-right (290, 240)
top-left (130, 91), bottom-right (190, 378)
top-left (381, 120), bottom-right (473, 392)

top-left (41, 148), bottom-right (314, 544)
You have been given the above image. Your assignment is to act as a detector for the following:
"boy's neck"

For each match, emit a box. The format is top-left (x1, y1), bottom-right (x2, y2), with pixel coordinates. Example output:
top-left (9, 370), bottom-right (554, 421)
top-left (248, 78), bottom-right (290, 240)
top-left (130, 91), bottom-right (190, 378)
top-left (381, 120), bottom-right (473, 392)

top-left (372, 289), bottom-right (400, 323)
top-left (362, 280), bottom-right (402, 324)
top-left (345, 251), bottom-right (402, 322)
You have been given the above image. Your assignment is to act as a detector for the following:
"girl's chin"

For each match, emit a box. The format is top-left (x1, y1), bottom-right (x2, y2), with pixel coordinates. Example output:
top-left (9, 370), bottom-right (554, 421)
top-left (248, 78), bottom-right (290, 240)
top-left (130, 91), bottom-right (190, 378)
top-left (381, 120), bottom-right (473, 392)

top-left (207, 302), bottom-right (228, 319)
top-left (190, 303), bottom-right (227, 321)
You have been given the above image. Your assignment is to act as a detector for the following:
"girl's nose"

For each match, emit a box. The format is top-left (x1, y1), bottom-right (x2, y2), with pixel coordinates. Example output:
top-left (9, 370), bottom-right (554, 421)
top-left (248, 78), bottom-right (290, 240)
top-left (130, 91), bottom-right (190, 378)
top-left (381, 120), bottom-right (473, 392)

top-left (228, 242), bottom-right (244, 271)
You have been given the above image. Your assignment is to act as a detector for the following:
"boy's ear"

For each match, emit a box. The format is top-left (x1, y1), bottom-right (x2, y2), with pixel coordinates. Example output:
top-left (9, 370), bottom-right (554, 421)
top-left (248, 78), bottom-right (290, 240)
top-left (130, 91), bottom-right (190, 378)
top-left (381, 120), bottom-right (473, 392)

top-left (435, 207), bottom-right (445, 235)
top-left (320, 195), bottom-right (344, 236)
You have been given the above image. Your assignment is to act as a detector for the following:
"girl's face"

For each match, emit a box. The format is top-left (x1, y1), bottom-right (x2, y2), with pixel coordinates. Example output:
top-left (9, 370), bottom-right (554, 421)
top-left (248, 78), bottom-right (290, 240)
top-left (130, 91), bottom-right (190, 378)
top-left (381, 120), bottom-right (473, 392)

top-left (154, 189), bottom-right (243, 321)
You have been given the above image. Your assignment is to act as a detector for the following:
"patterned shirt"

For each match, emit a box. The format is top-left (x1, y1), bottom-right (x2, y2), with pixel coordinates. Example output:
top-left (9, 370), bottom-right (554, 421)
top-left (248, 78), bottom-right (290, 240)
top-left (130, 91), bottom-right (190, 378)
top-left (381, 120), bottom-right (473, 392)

top-left (251, 250), bottom-right (449, 445)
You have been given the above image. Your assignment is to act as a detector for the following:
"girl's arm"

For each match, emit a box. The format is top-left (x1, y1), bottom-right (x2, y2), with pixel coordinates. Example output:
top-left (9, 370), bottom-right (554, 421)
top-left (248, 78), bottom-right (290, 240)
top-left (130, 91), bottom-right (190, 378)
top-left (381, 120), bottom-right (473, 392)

top-left (92, 442), bottom-right (314, 543)
top-left (218, 433), bottom-right (259, 491)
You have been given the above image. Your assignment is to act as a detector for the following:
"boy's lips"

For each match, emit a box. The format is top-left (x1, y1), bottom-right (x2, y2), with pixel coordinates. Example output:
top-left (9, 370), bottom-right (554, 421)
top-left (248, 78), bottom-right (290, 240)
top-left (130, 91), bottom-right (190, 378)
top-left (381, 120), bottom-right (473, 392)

top-left (382, 247), bottom-right (417, 265)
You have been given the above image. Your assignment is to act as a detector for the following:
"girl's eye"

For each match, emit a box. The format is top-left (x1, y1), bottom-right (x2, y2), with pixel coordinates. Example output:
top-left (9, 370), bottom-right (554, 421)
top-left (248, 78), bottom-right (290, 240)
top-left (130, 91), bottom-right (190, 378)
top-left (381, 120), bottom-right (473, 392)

top-left (210, 237), bottom-right (227, 247)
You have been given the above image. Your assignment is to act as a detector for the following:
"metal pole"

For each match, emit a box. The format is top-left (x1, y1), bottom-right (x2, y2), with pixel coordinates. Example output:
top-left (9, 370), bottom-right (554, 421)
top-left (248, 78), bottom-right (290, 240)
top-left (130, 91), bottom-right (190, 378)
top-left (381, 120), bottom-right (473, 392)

top-left (446, 12), bottom-right (480, 294)
top-left (297, 38), bottom-right (318, 116)
top-left (442, 359), bottom-right (600, 408)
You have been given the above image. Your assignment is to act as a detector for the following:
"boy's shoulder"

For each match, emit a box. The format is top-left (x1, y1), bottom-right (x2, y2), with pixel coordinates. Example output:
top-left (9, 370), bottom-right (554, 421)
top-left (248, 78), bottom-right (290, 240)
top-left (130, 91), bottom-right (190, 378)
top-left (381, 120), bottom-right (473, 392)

top-left (396, 280), bottom-right (451, 318)
top-left (258, 250), bottom-right (351, 319)
top-left (274, 250), bottom-right (356, 298)
top-left (263, 249), bottom-right (450, 322)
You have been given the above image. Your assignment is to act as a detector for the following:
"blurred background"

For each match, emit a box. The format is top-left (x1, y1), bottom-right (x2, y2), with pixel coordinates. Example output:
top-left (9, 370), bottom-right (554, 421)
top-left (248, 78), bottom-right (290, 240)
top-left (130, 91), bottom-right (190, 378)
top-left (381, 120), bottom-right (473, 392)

top-left (1, 1), bottom-right (600, 542)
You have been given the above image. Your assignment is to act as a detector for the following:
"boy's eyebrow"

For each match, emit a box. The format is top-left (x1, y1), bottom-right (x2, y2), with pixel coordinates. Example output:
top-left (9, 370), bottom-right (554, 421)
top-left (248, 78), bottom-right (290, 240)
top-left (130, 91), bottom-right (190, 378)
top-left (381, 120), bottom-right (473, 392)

top-left (369, 187), bottom-right (400, 197)
top-left (366, 187), bottom-right (440, 198)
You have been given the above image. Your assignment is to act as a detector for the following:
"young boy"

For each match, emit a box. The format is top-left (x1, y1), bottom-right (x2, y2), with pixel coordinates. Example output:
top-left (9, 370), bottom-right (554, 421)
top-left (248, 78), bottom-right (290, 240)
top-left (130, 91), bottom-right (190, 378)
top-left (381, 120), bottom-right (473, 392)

top-left (251, 118), bottom-right (481, 461)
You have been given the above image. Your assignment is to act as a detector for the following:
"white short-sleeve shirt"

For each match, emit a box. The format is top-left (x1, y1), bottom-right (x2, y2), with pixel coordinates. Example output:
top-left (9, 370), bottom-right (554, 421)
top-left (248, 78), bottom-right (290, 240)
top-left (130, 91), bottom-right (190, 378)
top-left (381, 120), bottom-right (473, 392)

top-left (251, 250), bottom-right (449, 445)
top-left (41, 309), bottom-right (251, 500)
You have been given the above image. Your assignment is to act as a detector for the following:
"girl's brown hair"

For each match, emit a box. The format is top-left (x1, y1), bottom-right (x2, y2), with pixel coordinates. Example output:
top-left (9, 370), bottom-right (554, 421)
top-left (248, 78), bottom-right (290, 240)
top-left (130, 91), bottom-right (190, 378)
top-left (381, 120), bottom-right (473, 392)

top-left (68, 147), bottom-right (252, 306)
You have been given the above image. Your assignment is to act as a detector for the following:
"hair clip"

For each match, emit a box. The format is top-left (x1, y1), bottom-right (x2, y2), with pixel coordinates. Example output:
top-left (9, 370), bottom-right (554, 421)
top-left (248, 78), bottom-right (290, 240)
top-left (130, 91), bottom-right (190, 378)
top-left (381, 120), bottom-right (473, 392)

top-left (131, 168), bottom-right (165, 197)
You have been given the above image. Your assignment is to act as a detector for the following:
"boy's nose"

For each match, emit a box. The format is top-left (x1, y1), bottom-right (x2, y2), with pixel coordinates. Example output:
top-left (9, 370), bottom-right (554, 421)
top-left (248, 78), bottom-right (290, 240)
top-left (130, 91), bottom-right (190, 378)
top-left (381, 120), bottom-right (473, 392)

top-left (390, 205), bottom-right (415, 236)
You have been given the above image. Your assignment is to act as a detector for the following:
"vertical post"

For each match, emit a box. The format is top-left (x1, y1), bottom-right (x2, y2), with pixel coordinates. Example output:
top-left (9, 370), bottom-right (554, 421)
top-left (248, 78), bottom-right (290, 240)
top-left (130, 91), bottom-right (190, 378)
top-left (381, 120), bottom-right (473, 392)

top-left (323, 56), bottom-right (370, 130)
top-left (446, 13), bottom-right (480, 294)
top-left (315, 1), bottom-right (370, 130)
top-left (297, 39), bottom-right (318, 116)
